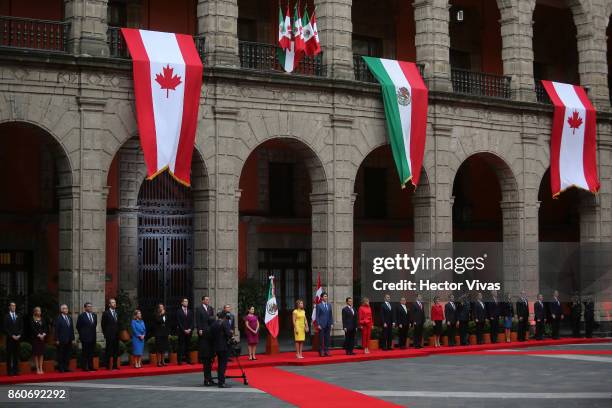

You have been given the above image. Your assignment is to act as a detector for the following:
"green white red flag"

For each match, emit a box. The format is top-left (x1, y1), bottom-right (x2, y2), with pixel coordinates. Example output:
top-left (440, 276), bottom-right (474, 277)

top-left (302, 8), bottom-right (320, 56)
top-left (265, 275), bottom-right (279, 338)
top-left (362, 57), bottom-right (428, 188)
top-left (293, 3), bottom-right (305, 53)
top-left (541, 81), bottom-right (599, 197)
top-left (278, 5), bottom-right (291, 50)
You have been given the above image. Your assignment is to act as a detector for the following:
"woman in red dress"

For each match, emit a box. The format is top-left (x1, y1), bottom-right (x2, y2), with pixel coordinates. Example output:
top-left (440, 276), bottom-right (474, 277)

top-left (431, 296), bottom-right (445, 347)
top-left (358, 297), bottom-right (373, 354)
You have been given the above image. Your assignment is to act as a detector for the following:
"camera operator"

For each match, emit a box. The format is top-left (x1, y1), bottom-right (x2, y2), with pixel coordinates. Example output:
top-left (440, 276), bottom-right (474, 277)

top-left (211, 310), bottom-right (233, 388)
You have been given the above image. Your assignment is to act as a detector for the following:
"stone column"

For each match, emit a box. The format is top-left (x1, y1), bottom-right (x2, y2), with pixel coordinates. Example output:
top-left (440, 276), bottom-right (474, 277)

top-left (315, 0), bottom-right (354, 80)
top-left (498, 0), bottom-right (537, 102)
top-left (193, 187), bottom-right (214, 303)
top-left (432, 123), bottom-right (453, 242)
top-left (197, 0), bottom-right (239, 67)
top-left (500, 199), bottom-right (523, 296)
top-left (414, 0), bottom-right (452, 91)
top-left (64, 0), bottom-right (110, 56)
top-left (57, 184), bottom-right (79, 314)
top-left (310, 192), bottom-right (333, 325)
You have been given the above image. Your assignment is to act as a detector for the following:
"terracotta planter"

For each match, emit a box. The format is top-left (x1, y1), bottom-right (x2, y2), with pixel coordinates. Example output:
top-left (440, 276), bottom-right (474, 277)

top-left (442, 336), bottom-right (449, 346)
top-left (150, 353), bottom-right (157, 366)
top-left (93, 357), bottom-right (99, 370)
top-left (510, 332), bottom-right (518, 342)
top-left (119, 330), bottom-right (130, 342)
top-left (367, 339), bottom-right (379, 350)
top-left (483, 333), bottom-right (491, 344)
top-left (46, 329), bottom-right (55, 345)
top-left (497, 333), bottom-right (506, 343)
top-left (0, 362), bottom-right (7, 376)
top-left (189, 351), bottom-right (199, 363)
top-left (129, 355), bottom-right (135, 367)
top-left (19, 361), bottom-right (31, 374)
top-left (43, 360), bottom-right (55, 373)
top-left (69, 358), bottom-right (77, 371)
top-left (169, 352), bottom-right (178, 364)
top-left (428, 336), bottom-right (436, 347)
top-left (469, 335), bottom-right (477, 345)
top-left (455, 335), bottom-right (461, 345)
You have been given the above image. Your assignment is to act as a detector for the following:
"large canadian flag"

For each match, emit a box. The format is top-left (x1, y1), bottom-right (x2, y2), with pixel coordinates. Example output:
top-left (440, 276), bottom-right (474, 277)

top-left (122, 28), bottom-right (203, 186)
top-left (542, 81), bottom-right (599, 197)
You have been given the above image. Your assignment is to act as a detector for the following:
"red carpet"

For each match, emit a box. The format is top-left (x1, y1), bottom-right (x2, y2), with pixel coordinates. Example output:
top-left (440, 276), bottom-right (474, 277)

top-left (0, 337), bottom-right (608, 385)
top-left (239, 366), bottom-right (403, 408)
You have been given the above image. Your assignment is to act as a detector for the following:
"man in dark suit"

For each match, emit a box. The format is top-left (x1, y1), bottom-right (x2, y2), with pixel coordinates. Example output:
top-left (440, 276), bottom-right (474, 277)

top-left (474, 292), bottom-right (486, 344)
top-left (584, 296), bottom-right (595, 338)
top-left (549, 290), bottom-right (563, 339)
top-left (411, 294), bottom-right (425, 349)
top-left (444, 294), bottom-right (458, 346)
top-left (534, 293), bottom-right (546, 340)
top-left (76, 302), bottom-right (97, 371)
top-left (395, 297), bottom-right (410, 349)
top-left (3, 302), bottom-right (23, 375)
top-left (55, 304), bottom-right (75, 373)
top-left (177, 297), bottom-right (194, 364)
top-left (457, 294), bottom-right (471, 346)
top-left (101, 298), bottom-right (120, 370)
top-left (486, 290), bottom-right (501, 343)
top-left (570, 294), bottom-right (582, 338)
top-left (315, 292), bottom-right (333, 356)
top-left (516, 291), bottom-right (530, 341)
top-left (380, 294), bottom-right (394, 350)
top-left (342, 297), bottom-right (357, 355)
top-left (211, 311), bottom-right (232, 388)
top-left (196, 295), bottom-right (215, 385)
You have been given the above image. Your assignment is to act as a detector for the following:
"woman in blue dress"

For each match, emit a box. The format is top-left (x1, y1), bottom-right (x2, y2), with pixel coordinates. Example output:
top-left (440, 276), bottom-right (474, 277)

top-left (131, 309), bottom-right (146, 368)
top-left (503, 294), bottom-right (514, 343)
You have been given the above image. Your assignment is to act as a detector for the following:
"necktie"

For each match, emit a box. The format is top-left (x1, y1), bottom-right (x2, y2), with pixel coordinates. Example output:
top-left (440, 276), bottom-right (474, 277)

top-left (64, 315), bottom-right (69, 325)
top-left (88, 313), bottom-right (92, 323)
top-left (11, 313), bottom-right (15, 321)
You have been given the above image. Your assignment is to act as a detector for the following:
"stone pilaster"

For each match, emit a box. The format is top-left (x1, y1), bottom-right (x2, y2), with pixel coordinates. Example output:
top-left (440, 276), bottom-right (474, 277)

top-left (316, 0), bottom-right (354, 80)
top-left (432, 123), bottom-right (453, 242)
top-left (498, 0), bottom-right (537, 102)
top-left (64, 0), bottom-right (110, 57)
top-left (197, 0), bottom-right (239, 67)
top-left (414, 0), bottom-right (452, 91)
top-left (500, 199), bottom-right (523, 296)
top-left (193, 187), bottom-right (214, 304)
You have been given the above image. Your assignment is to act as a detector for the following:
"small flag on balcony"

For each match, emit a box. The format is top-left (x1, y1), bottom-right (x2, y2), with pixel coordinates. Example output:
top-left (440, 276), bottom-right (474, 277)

top-left (362, 57), bottom-right (428, 188)
top-left (121, 28), bottom-right (203, 186)
top-left (278, 4), bottom-right (291, 50)
top-left (303, 8), bottom-right (320, 56)
top-left (541, 81), bottom-right (599, 197)
top-left (293, 3), bottom-right (305, 54)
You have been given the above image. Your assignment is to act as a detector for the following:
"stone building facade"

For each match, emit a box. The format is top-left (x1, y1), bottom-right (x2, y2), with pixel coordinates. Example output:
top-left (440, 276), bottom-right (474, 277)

top-left (0, 0), bottom-right (611, 334)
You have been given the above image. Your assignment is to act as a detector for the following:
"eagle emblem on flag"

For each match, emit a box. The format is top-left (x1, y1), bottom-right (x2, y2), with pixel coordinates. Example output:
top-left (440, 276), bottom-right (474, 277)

top-left (397, 87), bottom-right (411, 106)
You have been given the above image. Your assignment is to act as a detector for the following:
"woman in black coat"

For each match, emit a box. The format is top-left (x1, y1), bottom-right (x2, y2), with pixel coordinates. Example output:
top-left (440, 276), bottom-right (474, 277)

top-left (30, 307), bottom-right (48, 374)
top-left (153, 303), bottom-right (170, 366)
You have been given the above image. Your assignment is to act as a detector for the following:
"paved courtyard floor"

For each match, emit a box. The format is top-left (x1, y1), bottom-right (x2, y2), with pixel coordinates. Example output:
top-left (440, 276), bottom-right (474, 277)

top-left (1, 342), bottom-right (611, 408)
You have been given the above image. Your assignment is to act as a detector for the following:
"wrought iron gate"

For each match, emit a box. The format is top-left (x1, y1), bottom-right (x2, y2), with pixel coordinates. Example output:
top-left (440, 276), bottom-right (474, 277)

top-left (137, 172), bottom-right (194, 314)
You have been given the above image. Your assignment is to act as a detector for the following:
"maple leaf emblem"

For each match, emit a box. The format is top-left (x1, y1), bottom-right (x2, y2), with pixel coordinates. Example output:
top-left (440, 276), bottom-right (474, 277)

top-left (155, 64), bottom-right (182, 98)
top-left (567, 110), bottom-right (583, 134)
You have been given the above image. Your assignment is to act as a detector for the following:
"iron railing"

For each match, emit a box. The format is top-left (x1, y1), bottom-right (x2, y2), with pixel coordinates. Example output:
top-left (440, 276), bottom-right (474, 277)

top-left (535, 79), bottom-right (551, 104)
top-left (353, 54), bottom-right (425, 83)
top-left (107, 26), bottom-right (206, 63)
top-left (239, 40), bottom-right (326, 77)
top-left (0, 15), bottom-right (69, 52)
top-left (451, 67), bottom-right (512, 99)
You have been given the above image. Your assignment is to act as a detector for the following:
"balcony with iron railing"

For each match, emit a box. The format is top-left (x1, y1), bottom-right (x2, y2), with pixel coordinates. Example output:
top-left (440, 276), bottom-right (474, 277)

top-left (535, 79), bottom-right (551, 104)
top-left (239, 40), bottom-right (326, 77)
top-left (451, 68), bottom-right (512, 99)
top-left (107, 26), bottom-right (205, 62)
top-left (0, 15), bottom-right (69, 52)
top-left (353, 54), bottom-right (425, 83)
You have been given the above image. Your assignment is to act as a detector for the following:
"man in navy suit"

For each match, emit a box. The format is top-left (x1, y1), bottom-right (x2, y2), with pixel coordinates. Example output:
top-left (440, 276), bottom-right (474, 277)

top-left (395, 297), bottom-right (410, 349)
top-left (444, 294), bottom-right (458, 346)
top-left (486, 290), bottom-right (501, 343)
top-left (380, 294), bottom-right (395, 350)
top-left (176, 298), bottom-right (194, 365)
top-left (534, 293), bottom-right (546, 340)
top-left (549, 290), bottom-right (563, 339)
top-left (411, 294), bottom-right (425, 349)
top-left (55, 304), bottom-right (75, 373)
top-left (474, 292), bottom-right (487, 344)
top-left (341, 297), bottom-right (357, 355)
top-left (76, 302), bottom-right (98, 371)
top-left (3, 302), bottom-right (23, 376)
top-left (316, 292), bottom-right (333, 356)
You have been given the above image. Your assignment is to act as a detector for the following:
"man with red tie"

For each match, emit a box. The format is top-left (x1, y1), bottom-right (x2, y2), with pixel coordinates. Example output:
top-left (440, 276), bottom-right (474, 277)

top-left (176, 298), bottom-right (194, 364)
top-left (444, 294), bottom-right (458, 346)
top-left (411, 294), bottom-right (425, 349)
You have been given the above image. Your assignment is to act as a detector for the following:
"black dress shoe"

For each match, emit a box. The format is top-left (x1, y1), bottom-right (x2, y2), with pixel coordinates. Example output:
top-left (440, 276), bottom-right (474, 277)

top-left (204, 380), bottom-right (217, 387)
top-left (218, 383), bottom-right (231, 388)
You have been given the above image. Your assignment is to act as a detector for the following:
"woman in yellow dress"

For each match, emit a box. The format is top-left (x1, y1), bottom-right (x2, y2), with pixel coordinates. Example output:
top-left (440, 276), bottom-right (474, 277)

top-left (292, 299), bottom-right (309, 359)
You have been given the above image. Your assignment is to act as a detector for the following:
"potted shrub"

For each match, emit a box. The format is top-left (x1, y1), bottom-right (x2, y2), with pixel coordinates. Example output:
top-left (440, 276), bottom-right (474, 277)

top-left (93, 342), bottom-right (103, 369)
top-left (510, 319), bottom-right (518, 342)
top-left (441, 323), bottom-right (449, 346)
top-left (369, 326), bottom-right (381, 350)
top-left (118, 340), bottom-right (128, 367)
top-left (146, 337), bottom-right (157, 365)
top-left (125, 339), bottom-right (135, 366)
top-left (189, 333), bottom-right (199, 363)
top-left (19, 342), bottom-right (32, 374)
top-left (115, 290), bottom-right (134, 342)
top-left (423, 322), bottom-right (434, 347)
top-left (0, 345), bottom-right (6, 375)
top-left (468, 321), bottom-right (477, 345)
top-left (70, 346), bottom-right (79, 371)
top-left (43, 344), bottom-right (56, 373)
top-left (168, 336), bottom-right (178, 364)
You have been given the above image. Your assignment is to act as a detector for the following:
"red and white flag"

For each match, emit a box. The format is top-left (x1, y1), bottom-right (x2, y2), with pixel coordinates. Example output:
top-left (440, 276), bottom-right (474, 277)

top-left (311, 272), bottom-right (322, 331)
top-left (265, 275), bottom-right (279, 338)
top-left (121, 28), bottom-right (203, 186)
top-left (542, 81), bottom-right (599, 197)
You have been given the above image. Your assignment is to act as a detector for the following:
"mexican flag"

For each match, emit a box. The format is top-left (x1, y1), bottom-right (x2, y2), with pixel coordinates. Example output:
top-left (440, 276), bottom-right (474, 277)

top-left (362, 57), bottom-right (428, 188)
top-left (303, 9), bottom-right (320, 56)
top-left (541, 81), bottom-right (599, 197)
top-left (293, 3), bottom-right (305, 53)
top-left (121, 28), bottom-right (203, 186)
top-left (311, 272), bottom-right (322, 331)
top-left (278, 5), bottom-right (291, 50)
top-left (277, 41), bottom-right (299, 73)
top-left (265, 275), bottom-right (279, 338)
